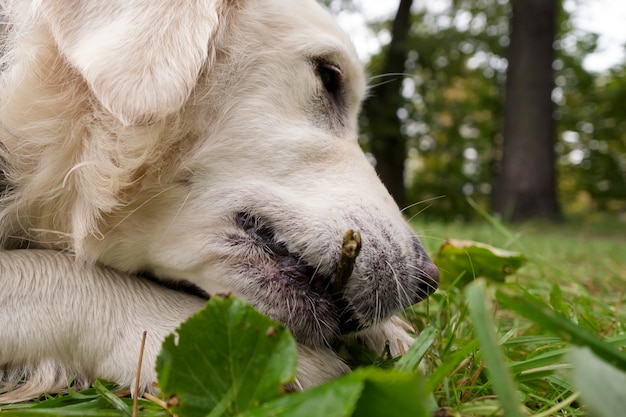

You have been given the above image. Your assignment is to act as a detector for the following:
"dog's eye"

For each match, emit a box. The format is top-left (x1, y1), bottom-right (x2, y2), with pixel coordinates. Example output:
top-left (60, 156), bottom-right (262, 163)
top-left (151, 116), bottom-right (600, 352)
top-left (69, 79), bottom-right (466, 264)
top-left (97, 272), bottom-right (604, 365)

top-left (315, 60), bottom-right (343, 100)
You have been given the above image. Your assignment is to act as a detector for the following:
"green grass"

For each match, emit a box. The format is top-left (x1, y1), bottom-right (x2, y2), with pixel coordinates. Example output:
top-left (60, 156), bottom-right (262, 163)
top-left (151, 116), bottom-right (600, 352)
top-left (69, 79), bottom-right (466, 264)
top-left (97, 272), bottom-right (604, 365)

top-left (408, 218), bottom-right (626, 416)
top-left (2, 217), bottom-right (625, 416)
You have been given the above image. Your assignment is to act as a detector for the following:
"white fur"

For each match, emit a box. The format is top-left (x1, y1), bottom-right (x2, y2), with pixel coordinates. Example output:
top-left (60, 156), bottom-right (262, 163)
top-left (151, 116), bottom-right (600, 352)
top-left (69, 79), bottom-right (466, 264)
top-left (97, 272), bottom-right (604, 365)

top-left (0, 0), bottom-right (438, 403)
top-left (0, 250), bottom-right (204, 403)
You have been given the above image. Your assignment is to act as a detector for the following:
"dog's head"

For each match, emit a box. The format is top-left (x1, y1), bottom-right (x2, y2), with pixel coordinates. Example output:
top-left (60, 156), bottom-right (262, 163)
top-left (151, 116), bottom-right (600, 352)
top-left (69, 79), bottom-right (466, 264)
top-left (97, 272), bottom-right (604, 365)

top-left (0, 0), bottom-right (438, 347)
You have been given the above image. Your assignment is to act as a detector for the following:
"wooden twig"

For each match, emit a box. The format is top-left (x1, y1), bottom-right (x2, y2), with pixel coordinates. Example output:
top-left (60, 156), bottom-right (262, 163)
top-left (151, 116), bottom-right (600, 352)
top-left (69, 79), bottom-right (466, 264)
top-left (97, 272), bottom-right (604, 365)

top-left (333, 230), bottom-right (362, 293)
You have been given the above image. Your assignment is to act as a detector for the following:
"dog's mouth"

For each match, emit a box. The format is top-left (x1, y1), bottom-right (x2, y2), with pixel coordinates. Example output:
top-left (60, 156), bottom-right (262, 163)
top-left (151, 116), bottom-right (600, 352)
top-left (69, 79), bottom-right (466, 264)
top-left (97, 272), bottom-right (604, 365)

top-left (235, 212), bottom-right (354, 325)
top-left (233, 211), bottom-right (438, 347)
top-left (236, 212), bottom-right (327, 288)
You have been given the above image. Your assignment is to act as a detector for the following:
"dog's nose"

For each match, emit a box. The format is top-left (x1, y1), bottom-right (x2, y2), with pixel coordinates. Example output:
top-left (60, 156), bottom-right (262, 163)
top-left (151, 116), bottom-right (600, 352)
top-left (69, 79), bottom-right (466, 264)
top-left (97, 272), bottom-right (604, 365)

top-left (335, 235), bottom-right (439, 335)
top-left (413, 239), bottom-right (439, 301)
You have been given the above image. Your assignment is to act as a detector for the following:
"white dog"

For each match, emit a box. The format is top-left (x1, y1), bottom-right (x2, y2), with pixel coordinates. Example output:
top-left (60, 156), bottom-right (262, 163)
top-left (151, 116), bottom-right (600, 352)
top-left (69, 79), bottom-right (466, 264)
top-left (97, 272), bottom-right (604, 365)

top-left (0, 0), bottom-right (439, 403)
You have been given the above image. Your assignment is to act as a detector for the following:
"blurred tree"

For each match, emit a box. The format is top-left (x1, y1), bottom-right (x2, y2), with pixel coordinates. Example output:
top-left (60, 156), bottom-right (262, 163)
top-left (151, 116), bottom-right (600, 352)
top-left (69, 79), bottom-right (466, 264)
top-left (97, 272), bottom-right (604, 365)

top-left (371, 0), bottom-right (511, 221)
top-left (362, 0), bottom-right (414, 209)
top-left (584, 67), bottom-right (626, 208)
top-left (330, 0), bottom-right (624, 220)
top-left (493, 0), bottom-right (561, 221)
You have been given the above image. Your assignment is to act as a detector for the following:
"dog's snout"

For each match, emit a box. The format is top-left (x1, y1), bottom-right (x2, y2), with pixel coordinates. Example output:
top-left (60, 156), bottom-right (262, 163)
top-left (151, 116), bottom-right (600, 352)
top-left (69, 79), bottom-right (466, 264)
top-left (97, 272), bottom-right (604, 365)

top-left (412, 239), bottom-right (439, 301)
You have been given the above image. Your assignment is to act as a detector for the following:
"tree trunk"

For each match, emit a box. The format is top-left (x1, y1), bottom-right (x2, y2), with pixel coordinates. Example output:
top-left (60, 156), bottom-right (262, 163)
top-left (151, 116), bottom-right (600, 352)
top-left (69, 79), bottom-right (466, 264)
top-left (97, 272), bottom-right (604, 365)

top-left (363, 0), bottom-right (413, 209)
top-left (494, 0), bottom-right (561, 221)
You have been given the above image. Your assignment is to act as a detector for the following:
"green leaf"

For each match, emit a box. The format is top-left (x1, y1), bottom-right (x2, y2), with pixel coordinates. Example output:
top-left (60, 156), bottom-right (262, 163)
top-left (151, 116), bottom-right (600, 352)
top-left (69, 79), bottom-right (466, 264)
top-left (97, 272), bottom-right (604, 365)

top-left (241, 372), bottom-right (363, 417)
top-left (156, 296), bottom-right (298, 417)
top-left (352, 370), bottom-right (429, 417)
top-left (241, 368), bottom-right (430, 417)
top-left (434, 239), bottom-right (526, 288)
top-left (465, 280), bottom-right (525, 417)
top-left (567, 347), bottom-right (626, 417)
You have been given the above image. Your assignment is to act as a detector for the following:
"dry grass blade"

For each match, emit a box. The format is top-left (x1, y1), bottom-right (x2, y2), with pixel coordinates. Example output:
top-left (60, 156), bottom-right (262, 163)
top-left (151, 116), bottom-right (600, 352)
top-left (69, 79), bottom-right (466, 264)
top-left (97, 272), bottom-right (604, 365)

top-left (133, 330), bottom-right (148, 417)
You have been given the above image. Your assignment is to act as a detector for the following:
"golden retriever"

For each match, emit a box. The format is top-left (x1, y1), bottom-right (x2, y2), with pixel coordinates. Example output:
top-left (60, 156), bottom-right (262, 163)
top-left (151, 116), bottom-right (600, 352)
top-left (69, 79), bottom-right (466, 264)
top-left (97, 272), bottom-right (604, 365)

top-left (0, 0), bottom-right (439, 403)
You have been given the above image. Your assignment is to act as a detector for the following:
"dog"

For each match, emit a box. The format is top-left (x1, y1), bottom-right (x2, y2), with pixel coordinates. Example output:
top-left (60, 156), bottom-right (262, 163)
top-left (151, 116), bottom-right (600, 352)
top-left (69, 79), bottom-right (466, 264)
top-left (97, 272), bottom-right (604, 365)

top-left (0, 0), bottom-right (439, 403)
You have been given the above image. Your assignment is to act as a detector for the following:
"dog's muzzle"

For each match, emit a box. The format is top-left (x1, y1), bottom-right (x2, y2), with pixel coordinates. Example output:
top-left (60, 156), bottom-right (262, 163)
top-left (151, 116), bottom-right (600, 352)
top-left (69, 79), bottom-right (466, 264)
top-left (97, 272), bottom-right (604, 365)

top-left (235, 211), bottom-right (439, 339)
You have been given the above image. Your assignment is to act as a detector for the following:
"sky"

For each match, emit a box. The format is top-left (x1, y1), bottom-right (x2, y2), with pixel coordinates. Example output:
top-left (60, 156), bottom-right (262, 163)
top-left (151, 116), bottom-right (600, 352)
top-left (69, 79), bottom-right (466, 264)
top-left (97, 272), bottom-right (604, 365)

top-left (335, 0), bottom-right (626, 73)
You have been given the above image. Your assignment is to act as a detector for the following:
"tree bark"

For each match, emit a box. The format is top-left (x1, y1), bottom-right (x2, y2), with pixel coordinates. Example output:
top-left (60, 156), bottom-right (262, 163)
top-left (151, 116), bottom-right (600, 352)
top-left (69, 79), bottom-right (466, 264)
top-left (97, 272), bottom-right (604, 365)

top-left (494, 0), bottom-right (561, 221)
top-left (363, 0), bottom-right (413, 209)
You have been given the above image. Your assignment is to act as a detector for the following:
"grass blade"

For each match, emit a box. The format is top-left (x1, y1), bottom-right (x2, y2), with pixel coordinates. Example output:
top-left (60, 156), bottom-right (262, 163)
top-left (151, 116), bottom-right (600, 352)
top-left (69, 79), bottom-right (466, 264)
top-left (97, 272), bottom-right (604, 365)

top-left (395, 326), bottom-right (438, 373)
top-left (465, 279), bottom-right (525, 417)
top-left (567, 347), bottom-right (626, 417)
top-left (93, 380), bottom-right (131, 417)
top-left (426, 339), bottom-right (479, 393)
top-left (496, 288), bottom-right (626, 373)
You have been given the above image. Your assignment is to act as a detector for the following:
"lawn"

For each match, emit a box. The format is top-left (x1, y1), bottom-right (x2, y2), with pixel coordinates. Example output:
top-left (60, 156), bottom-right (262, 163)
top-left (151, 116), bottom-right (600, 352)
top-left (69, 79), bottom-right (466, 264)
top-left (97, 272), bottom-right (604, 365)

top-left (2, 218), bottom-right (625, 416)
top-left (410, 217), bottom-right (626, 416)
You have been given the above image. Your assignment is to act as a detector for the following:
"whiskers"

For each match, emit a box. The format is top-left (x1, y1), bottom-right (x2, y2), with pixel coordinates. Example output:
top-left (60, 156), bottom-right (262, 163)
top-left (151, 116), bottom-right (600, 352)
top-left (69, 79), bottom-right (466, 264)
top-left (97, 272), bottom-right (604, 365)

top-left (406, 263), bottom-right (439, 296)
top-left (385, 259), bottom-right (415, 315)
top-left (305, 294), bottom-right (337, 348)
top-left (401, 195), bottom-right (446, 216)
top-left (367, 72), bottom-right (419, 90)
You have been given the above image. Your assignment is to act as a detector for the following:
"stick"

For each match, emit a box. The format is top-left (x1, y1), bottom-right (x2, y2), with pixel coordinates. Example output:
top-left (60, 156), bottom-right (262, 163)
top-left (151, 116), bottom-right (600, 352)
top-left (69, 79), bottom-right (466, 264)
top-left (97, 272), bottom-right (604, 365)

top-left (132, 331), bottom-right (147, 417)
top-left (333, 230), bottom-right (362, 293)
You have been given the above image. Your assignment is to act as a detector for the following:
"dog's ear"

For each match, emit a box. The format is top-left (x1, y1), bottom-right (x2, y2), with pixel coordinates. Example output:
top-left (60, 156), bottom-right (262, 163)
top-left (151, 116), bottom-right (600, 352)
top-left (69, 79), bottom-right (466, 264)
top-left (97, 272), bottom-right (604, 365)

top-left (39, 1), bottom-right (226, 125)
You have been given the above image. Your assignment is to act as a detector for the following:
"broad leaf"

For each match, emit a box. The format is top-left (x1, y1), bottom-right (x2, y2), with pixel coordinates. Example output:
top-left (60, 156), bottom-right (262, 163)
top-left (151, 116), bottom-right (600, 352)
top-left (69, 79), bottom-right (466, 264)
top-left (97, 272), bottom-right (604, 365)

top-left (156, 296), bottom-right (298, 417)
top-left (434, 239), bottom-right (526, 288)
top-left (241, 368), bottom-right (430, 417)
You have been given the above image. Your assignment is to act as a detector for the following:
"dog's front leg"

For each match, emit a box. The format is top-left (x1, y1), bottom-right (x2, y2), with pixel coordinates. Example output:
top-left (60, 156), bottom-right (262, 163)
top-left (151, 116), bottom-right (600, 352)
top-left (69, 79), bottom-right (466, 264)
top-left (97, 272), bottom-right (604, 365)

top-left (0, 249), bottom-right (206, 404)
top-left (0, 250), bottom-right (354, 403)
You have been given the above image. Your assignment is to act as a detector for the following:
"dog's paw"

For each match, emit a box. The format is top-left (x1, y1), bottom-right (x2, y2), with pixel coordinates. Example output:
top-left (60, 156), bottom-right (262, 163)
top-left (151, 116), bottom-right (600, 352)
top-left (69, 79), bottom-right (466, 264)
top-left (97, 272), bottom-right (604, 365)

top-left (293, 345), bottom-right (350, 390)
top-left (344, 315), bottom-right (416, 358)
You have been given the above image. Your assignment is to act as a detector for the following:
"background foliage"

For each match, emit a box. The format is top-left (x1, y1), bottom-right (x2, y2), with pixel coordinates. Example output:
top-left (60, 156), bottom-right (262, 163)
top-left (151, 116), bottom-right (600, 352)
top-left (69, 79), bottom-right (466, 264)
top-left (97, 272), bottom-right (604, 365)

top-left (331, 0), bottom-right (625, 221)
